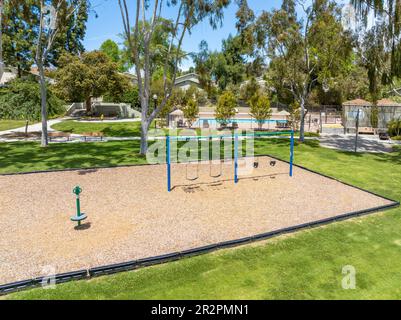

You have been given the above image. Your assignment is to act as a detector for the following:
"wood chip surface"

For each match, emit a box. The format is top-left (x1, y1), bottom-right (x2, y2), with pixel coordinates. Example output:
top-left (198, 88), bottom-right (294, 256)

top-left (0, 157), bottom-right (393, 283)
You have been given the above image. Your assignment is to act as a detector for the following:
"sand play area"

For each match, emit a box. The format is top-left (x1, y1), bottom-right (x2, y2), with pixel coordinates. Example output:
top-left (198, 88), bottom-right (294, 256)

top-left (0, 156), bottom-right (395, 284)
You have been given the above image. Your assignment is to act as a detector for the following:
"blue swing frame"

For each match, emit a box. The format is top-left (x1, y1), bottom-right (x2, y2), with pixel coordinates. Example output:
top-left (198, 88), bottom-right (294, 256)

top-left (166, 130), bottom-right (295, 192)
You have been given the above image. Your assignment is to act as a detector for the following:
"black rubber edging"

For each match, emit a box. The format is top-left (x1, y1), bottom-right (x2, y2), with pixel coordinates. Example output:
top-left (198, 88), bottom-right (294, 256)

top-left (0, 270), bottom-right (88, 295)
top-left (0, 155), bottom-right (399, 295)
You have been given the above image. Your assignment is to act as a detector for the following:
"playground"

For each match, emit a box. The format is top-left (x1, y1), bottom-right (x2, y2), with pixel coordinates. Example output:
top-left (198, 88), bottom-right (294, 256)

top-left (0, 152), bottom-right (395, 285)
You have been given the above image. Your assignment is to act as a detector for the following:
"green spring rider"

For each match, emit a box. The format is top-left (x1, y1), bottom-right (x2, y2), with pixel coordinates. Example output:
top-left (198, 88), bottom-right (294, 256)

top-left (71, 186), bottom-right (87, 227)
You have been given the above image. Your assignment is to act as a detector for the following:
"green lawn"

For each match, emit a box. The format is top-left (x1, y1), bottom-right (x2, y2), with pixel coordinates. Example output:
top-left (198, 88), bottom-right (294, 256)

top-left (2, 140), bottom-right (401, 299)
top-left (0, 120), bottom-right (27, 131)
top-left (51, 120), bottom-right (143, 137)
top-left (50, 119), bottom-right (318, 138)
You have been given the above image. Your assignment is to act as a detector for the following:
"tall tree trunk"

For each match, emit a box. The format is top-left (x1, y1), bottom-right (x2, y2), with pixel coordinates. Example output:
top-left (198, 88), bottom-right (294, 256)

top-left (0, 0), bottom-right (4, 83)
top-left (38, 62), bottom-right (48, 147)
top-left (140, 120), bottom-right (149, 155)
top-left (299, 98), bottom-right (306, 142)
top-left (85, 96), bottom-right (92, 113)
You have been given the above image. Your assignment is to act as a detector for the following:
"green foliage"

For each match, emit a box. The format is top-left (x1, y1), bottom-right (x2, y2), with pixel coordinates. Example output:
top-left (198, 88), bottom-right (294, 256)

top-left (100, 39), bottom-right (130, 72)
top-left (288, 101), bottom-right (301, 130)
top-left (370, 105), bottom-right (379, 128)
top-left (193, 35), bottom-right (253, 93)
top-left (353, 1), bottom-right (401, 84)
top-left (249, 92), bottom-right (272, 129)
top-left (103, 86), bottom-right (141, 110)
top-left (122, 17), bottom-right (185, 80)
top-left (240, 77), bottom-right (260, 102)
top-left (0, 78), bottom-right (65, 120)
top-left (54, 51), bottom-right (129, 110)
top-left (183, 98), bottom-right (199, 127)
top-left (388, 118), bottom-right (401, 137)
top-left (1, 0), bottom-right (88, 72)
top-left (215, 91), bottom-right (237, 125)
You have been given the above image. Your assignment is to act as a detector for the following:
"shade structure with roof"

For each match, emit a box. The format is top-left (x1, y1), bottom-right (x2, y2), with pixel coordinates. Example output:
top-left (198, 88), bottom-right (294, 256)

top-left (342, 98), bottom-right (401, 133)
top-left (168, 109), bottom-right (185, 128)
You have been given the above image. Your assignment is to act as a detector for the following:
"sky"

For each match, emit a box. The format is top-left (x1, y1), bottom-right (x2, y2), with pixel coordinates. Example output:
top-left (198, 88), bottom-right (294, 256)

top-left (83, 0), bottom-right (283, 70)
top-left (83, 0), bottom-right (351, 70)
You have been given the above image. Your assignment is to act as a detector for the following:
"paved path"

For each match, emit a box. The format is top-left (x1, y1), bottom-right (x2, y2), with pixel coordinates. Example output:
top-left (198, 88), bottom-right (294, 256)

top-left (319, 134), bottom-right (400, 153)
top-left (0, 117), bottom-right (68, 136)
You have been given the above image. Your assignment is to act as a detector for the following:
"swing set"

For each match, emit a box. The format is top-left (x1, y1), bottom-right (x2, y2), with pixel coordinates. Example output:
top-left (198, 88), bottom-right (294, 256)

top-left (166, 131), bottom-right (295, 192)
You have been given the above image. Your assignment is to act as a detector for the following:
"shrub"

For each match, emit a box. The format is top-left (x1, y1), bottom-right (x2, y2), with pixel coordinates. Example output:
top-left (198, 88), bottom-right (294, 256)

top-left (249, 93), bottom-right (272, 130)
top-left (388, 118), bottom-right (401, 137)
top-left (183, 98), bottom-right (199, 127)
top-left (0, 79), bottom-right (65, 121)
top-left (215, 91), bottom-right (237, 126)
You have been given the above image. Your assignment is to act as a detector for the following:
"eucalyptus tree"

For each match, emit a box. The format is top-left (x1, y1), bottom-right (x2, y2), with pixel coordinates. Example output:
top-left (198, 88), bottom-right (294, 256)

top-left (33, 0), bottom-right (88, 146)
top-left (118, 0), bottom-right (231, 155)
top-left (251, 0), bottom-right (353, 141)
top-left (351, 0), bottom-right (401, 98)
top-left (0, 0), bottom-right (87, 77)
top-left (0, 0), bottom-right (4, 81)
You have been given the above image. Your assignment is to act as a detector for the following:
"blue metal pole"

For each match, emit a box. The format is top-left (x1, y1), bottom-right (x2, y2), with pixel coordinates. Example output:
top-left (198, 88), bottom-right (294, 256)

top-left (234, 133), bottom-right (239, 183)
top-left (167, 135), bottom-right (171, 192)
top-left (290, 130), bottom-right (294, 177)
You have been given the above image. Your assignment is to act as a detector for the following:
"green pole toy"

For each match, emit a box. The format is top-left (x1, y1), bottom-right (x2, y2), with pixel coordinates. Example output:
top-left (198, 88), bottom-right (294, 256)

top-left (70, 186), bottom-right (87, 227)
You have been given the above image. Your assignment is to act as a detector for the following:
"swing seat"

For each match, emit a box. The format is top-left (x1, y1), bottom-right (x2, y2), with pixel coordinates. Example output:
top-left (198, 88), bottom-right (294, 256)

top-left (270, 161), bottom-right (276, 167)
top-left (71, 214), bottom-right (87, 222)
top-left (210, 160), bottom-right (223, 178)
top-left (253, 162), bottom-right (259, 168)
top-left (186, 163), bottom-right (199, 181)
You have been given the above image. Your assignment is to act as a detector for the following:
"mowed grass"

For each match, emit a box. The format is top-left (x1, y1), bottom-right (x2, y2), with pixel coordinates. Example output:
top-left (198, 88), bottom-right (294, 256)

top-left (51, 120), bottom-right (143, 137)
top-left (2, 140), bottom-right (401, 299)
top-left (0, 120), bottom-right (27, 131)
top-left (51, 119), bottom-right (318, 138)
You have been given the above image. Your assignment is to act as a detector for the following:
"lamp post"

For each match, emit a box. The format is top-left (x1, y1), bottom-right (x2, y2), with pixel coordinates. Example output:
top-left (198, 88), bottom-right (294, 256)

top-left (153, 94), bottom-right (158, 128)
top-left (354, 108), bottom-right (360, 153)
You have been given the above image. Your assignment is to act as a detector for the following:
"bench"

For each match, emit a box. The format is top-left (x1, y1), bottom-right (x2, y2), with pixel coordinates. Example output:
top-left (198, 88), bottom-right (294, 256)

top-left (81, 132), bottom-right (104, 141)
top-left (48, 132), bottom-right (71, 142)
top-left (358, 127), bottom-right (375, 135)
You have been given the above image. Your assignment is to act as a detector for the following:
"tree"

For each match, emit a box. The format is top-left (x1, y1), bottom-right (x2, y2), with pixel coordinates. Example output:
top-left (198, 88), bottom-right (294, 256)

top-left (1, 0), bottom-right (88, 77)
top-left (0, 77), bottom-right (65, 121)
top-left (288, 101), bottom-right (301, 131)
top-left (249, 92), bottom-right (271, 130)
top-left (352, 0), bottom-right (401, 92)
top-left (118, 0), bottom-right (231, 154)
top-left (54, 51), bottom-right (129, 112)
top-left (192, 40), bottom-right (215, 96)
top-left (0, 0), bottom-right (4, 81)
top-left (183, 98), bottom-right (199, 127)
top-left (215, 90), bottom-right (237, 126)
top-left (249, 0), bottom-right (353, 141)
top-left (240, 76), bottom-right (259, 102)
top-left (370, 104), bottom-right (379, 129)
top-left (100, 39), bottom-right (130, 72)
top-left (1, 0), bottom-right (37, 77)
top-left (34, 0), bottom-right (88, 147)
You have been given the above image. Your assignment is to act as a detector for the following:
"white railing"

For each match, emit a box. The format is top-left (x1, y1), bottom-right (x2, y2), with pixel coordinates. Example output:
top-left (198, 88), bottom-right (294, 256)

top-left (65, 102), bottom-right (85, 116)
